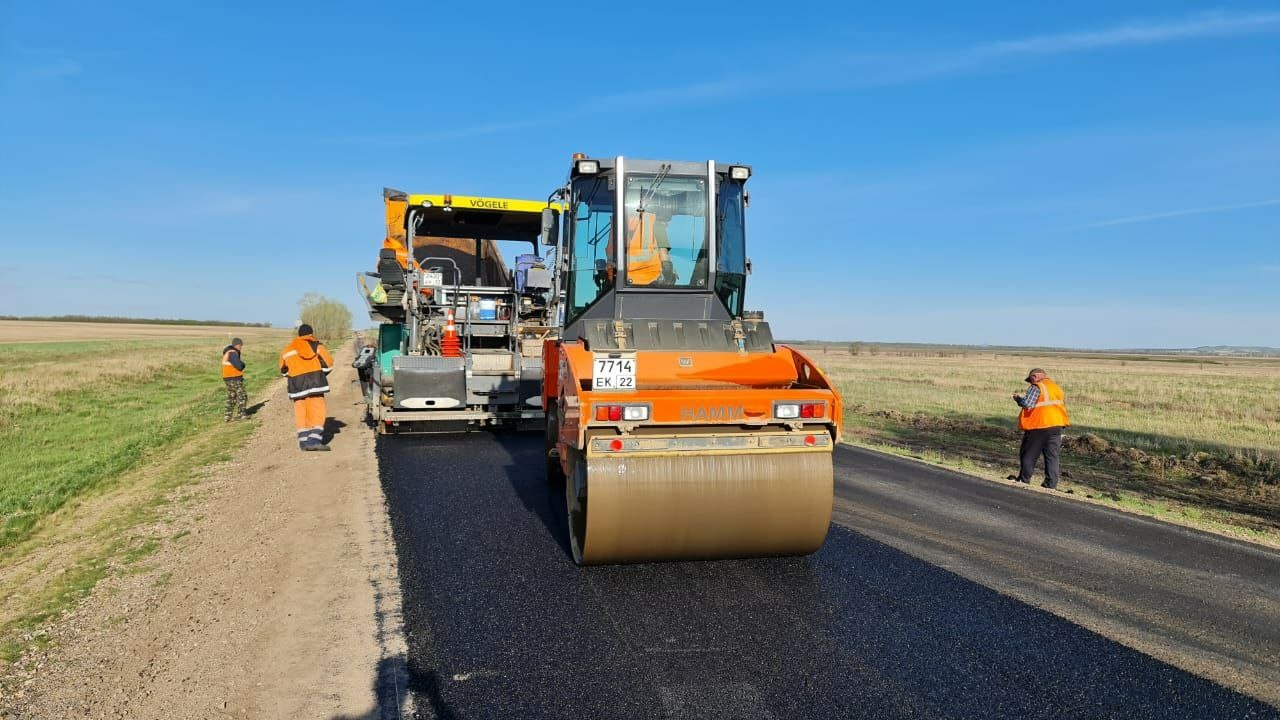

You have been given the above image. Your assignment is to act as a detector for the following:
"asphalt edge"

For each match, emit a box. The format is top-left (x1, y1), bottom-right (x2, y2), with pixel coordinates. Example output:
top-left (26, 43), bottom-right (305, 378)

top-left (838, 440), bottom-right (1280, 554)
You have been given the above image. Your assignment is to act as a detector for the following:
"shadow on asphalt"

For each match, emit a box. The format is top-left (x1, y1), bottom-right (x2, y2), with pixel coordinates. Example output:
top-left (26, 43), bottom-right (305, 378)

top-left (505, 446), bottom-right (574, 563)
top-left (371, 430), bottom-right (1280, 720)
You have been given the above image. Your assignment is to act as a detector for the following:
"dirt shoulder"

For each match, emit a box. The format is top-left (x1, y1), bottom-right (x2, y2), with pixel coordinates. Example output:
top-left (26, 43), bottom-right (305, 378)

top-left (843, 405), bottom-right (1280, 547)
top-left (1, 349), bottom-right (408, 719)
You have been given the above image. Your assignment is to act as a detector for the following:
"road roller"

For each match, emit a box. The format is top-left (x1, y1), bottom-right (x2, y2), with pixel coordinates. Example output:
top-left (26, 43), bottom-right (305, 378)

top-left (539, 155), bottom-right (843, 565)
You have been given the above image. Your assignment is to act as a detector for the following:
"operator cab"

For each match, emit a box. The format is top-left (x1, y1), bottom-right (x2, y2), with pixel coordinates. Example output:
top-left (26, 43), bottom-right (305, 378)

top-left (546, 156), bottom-right (763, 352)
top-left (404, 194), bottom-right (557, 351)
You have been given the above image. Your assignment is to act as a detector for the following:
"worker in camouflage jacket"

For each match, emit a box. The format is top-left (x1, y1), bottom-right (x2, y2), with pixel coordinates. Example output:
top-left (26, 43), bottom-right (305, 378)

top-left (221, 338), bottom-right (247, 421)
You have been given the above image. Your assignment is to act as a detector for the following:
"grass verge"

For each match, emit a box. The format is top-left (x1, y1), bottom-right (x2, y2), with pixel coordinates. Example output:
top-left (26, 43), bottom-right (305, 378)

top-left (0, 335), bottom-right (280, 671)
top-left (834, 392), bottom-right (1274, 543)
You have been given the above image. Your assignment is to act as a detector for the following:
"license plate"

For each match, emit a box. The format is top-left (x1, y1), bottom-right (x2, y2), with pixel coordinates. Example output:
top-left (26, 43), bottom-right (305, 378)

top-left (592, 354), bottom-right (636, 391)
top-left (420, 271), bottom-right (444, 287)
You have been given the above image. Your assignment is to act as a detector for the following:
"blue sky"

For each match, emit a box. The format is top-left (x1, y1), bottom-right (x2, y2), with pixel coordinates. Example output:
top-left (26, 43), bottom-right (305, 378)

top-left (1, 1), bottom-right (1277, 347)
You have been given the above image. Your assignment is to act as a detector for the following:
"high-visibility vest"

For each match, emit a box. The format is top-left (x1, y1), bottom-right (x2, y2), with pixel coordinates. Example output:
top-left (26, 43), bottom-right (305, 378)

top-left (1019, 378), bottom-right (1070, 431)
top-left (221, 346), bottom-right (244, 379)
top-left (625, 214), bottom-right (662, 285)
top-left (279, 335), bottom-right (334, 399)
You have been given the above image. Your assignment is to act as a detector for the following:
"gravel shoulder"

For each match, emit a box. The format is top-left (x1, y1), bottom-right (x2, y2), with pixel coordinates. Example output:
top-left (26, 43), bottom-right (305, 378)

top-left (1, 350), bottom-right (408, 719)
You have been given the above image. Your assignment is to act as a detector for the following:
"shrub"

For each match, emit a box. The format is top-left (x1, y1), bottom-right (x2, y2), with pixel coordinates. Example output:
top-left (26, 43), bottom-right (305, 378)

top-left (297, 293), bottom-right (353, 342)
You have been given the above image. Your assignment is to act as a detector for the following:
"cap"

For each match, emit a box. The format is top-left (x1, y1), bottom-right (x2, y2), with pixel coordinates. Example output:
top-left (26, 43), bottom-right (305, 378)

top-left (1024, 368), bottom-right (1046, 382)
top-left (297, 324), bottom-right (314, 336)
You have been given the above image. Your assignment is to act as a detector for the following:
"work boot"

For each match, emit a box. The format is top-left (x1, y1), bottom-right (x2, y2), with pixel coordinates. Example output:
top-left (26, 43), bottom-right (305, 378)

top-left (304, 444), bottom-right (332, 452)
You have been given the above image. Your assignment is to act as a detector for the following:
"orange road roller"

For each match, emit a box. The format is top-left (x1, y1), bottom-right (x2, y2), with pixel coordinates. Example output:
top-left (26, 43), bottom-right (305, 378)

top-left (539, 156), bottom-right (842, 565)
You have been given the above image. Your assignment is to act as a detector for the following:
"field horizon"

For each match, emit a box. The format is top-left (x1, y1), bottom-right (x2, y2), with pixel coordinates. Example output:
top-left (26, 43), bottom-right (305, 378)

top-left (785, 339), bottom-right (1280, 358)
top-left (802, 343), bottom-right (1280, 543)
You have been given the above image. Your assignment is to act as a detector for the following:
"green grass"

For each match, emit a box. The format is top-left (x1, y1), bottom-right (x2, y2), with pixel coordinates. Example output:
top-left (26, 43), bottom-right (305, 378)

top-left (0, 338), bottom-right (276, 548)
top-left (0, 333), bottom-right (283, 671)
top-left (0, 333), bottom-right (282, 671)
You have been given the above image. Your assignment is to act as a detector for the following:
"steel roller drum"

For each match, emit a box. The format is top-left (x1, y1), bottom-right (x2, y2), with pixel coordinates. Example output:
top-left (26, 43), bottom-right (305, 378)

top-left (566, 450), bottom-right (833, 565)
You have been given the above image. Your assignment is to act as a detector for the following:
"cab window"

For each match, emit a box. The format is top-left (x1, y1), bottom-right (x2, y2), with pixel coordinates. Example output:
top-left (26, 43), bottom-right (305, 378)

top-left (566, 175), bottom-right (614, 323)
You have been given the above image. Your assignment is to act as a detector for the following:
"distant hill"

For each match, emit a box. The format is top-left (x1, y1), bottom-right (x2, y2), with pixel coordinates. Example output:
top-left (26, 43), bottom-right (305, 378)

top-left (0, 315), bottom-right (273, 328)
top-left (784, 340), bottom-right (1280, 358)
top-left (1183, 345), bottom-right (1280, 357)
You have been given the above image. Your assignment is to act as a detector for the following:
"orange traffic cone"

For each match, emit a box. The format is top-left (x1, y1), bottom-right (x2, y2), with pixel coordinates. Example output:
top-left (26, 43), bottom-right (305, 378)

top-left (441, 308), bottom-right (462, 357)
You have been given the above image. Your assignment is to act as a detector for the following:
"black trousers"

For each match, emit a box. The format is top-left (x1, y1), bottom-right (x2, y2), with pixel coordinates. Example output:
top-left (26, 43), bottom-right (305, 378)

top-left (1019, 426), bottom-right (1064, 487)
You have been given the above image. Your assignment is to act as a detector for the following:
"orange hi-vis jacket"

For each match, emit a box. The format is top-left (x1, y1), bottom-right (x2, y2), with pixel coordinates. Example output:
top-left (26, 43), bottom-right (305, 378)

top-left (221, 345), bottom-right (245, 379)
top-left (625, 214), bottom-right (662, 285)
top-left (279, 335), bottom-right (334, 399)
top-left (1019, 377), bottom-right (1070, 431)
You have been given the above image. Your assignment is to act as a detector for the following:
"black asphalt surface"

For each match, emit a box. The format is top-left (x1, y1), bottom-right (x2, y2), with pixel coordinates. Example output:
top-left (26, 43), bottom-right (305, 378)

top-left (831, 446), bottom-right (1280, 705)
top-left (377, 433), bottom-right (1280, 719)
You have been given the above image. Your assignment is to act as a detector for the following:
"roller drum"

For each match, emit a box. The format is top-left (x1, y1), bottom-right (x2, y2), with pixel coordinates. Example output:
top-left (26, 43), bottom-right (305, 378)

top-left (566, 449), bottom-right (833, 565)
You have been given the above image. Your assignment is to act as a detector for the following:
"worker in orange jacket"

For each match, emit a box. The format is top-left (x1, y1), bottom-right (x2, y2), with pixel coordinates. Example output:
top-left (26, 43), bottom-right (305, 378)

top-left (280, 324), bottom-right (335, 451)
top-left (1012, 368), bottom-right (1071, 489)
top-left (623, 208), bottom-right (674, 286)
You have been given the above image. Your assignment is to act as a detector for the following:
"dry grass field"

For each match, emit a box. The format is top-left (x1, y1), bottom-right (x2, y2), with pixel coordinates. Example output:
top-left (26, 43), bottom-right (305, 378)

top-left (0, 319), bottom-right (266, 344)
top-left (0, 321), bottom-right (288, 663)
top-left (802, 345), bottom-right (1280, 539)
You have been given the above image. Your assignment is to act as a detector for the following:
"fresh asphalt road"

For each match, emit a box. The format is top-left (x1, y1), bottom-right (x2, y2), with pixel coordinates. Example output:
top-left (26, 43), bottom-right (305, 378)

top-left (377, 433), bottom-right (1280, 719)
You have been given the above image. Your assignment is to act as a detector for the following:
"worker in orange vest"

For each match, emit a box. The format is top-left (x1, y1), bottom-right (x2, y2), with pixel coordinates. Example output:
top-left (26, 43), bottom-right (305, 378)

top-left (1012, 368), bottom-right (1070, 489)
top-left (280, 324), bottom-right (335, 452)
top-left (623, 207), bottom-right (673, 286)
top-left (221, 338), bottom-right (247, 421)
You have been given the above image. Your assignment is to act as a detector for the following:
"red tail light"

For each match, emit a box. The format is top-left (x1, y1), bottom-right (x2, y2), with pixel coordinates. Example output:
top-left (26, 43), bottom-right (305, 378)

top-left (595, 404), bottom-right (625, 422)
top-left (594, 404), bottom-right (651, 422)
top-left (798, 402), bottom-right (826, 419)
top-left (609, 439), bottom-right (624, 451)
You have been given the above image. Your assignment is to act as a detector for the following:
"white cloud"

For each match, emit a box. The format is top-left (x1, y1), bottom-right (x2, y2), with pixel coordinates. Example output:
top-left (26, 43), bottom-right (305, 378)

top-left (4, 45), bottom-right (83, 80)
top-left (26, 58), bottom-right (81, 79)
top-left (1078, 199), bottom-right (1280, 229)
top-left (969, 11), bottom-right (1280, 59)
top-left (365, 11), bottom-right (1280, 144)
